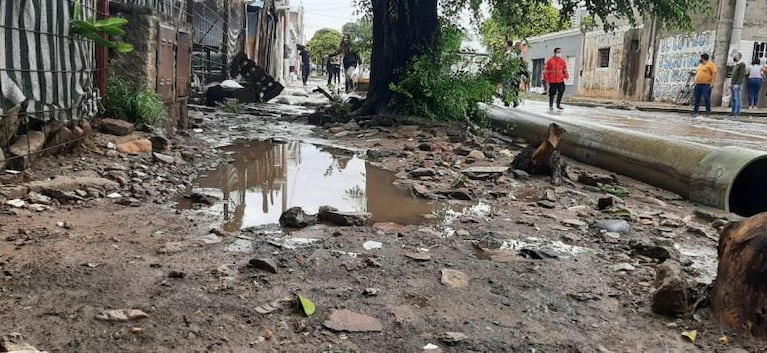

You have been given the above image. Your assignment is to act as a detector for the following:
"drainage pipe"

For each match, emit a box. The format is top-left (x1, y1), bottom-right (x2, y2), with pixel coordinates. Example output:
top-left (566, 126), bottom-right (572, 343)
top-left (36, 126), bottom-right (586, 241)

top-left (483, 104), bottom-right (767, 217)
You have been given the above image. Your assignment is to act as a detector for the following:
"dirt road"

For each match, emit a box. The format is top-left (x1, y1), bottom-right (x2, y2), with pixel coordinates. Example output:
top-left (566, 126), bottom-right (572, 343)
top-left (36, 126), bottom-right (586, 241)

top-left (0, 87), bottom-right (763, 353)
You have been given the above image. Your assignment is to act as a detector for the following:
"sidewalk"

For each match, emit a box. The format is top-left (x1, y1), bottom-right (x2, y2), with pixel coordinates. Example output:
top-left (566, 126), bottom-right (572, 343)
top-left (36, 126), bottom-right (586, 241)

top-left (528, 94), bottom-right (767, 119)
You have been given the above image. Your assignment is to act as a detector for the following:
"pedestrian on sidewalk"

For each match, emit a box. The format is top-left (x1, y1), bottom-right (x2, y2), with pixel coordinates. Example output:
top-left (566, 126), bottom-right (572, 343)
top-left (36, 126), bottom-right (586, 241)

top-left (747, 58), bottom-right (763, 109)
top-left (299, 45), bottom-right (311, 86)
top-left (544, 47), bottom-right (568, 111)
top-left (730, 52), bottom-right (746, 117)
top-left (693, 53), bottom-right (717, 117)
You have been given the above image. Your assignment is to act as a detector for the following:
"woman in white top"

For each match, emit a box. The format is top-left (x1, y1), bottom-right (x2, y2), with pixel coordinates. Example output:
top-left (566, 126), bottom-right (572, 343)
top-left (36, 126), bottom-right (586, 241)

top-left (747, 58), bottom-right (763, 109)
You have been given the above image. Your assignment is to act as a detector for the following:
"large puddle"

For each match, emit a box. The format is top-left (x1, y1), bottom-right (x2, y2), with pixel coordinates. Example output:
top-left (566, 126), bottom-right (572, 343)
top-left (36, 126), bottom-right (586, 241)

top-left (178, 140), bottom-right (442, 232)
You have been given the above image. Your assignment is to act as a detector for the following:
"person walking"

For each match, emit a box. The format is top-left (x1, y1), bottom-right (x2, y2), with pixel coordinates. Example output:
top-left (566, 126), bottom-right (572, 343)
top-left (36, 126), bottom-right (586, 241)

top-left (543, 47), bottom-right (568, 111)
top-left (747, 58), bottom-right (763, 109)
top-left (693, 53), bottom-right (717, 117)
top-left (730, 52), bottom-right (746, 117)
top-left (343, 50), bottom-right (361, 93)
top-left (298, 45), bottom-right (311, 86)
top-left (331, 55), bottom-right (341, 86)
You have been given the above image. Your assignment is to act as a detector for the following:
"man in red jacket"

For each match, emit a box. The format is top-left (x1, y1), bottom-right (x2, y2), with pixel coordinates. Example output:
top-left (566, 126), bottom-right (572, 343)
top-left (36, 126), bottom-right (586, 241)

top-left (544, 47), bottom-right (569, 111)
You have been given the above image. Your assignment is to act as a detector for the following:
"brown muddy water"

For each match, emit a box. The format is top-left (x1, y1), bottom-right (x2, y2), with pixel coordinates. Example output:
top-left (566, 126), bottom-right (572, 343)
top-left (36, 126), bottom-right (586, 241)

top-left (179, 140), bottom-right (443, 232)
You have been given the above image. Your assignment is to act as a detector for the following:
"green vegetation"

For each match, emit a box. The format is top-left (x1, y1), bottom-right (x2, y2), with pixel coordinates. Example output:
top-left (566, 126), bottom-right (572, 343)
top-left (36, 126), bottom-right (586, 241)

top-left (388, 22), bottom-right (526, 122)
top-left (105, 74), bottom-right (166, 126)
top-left (479, 4), bottom-right (570, 49)
top-left (341, 19), bottom-right (373, 64)
top-left (307, 29), bottom-right (344, 68)
top-left (71, 0), bottom-right (133, 53)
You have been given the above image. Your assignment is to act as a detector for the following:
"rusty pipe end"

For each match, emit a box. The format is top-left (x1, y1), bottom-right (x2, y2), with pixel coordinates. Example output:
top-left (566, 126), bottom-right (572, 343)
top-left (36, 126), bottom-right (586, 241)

top-left (691, 146), bottom-right (767, 217)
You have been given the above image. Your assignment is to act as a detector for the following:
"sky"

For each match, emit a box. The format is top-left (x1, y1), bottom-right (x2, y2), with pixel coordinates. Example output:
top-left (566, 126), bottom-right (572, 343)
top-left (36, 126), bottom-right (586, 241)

top-left (297, 0), bottom-right (486, 52)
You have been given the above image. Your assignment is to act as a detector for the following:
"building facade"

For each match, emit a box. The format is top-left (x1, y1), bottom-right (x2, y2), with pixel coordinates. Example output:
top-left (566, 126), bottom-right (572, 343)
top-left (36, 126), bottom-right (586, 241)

top-left (526, 29), bottom-right (582, 96)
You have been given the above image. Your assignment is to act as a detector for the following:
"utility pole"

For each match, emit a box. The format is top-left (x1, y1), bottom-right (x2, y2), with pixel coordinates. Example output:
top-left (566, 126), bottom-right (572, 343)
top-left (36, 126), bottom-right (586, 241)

top-left (222, 0), bottom-right (230, 75)
top-left (711, 0), bottom-right (736, 106)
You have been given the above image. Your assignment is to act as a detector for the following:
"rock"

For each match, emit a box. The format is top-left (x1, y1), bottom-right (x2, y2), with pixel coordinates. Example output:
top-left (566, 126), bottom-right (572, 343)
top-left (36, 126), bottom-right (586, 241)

top-left (461, 166), bottom-right (509, 180)
top-left (107, 171), bottom-right (130, 186)
top-left (562, 219), bottom-right (588, 228)
top-left (199, 234), bottom-right (221, 245)
top-left (27, 192), bottom-right (51, 205)
top-left (373, 222), bottom-right (406, 233)
top-left (437, 332), bottom-right (469, 345)
top-left (100, 118), bottom-right (135, 136)
top-left (537, 200), bottom-right (556, 209)
top-left (405, 252), bottom-right (432, 261)
top-left (152, 152), bottom-right (176, 164)
top-left (328, 126), bottom-right (345, 134)
top-left (81, 120), bottom-right (93, 137)
top-left (6, 199), bottom-right (26, 208)
top-left (597, 196), bottom-right (614, 210)
top-left (410, 168), bottom-right (436, 177)
top-left (630, 240), bottom-right (674, 261)
top-left (578, 172), bottom-right (617, 187)
top-left (117, 139), bottom-right (152, 154)
top-left (512, 169), bottom-right (530, 180)
top-left (441, 269), bottom-right (469, 288)
top-left (323, 309), bottom-right (384, 332)
top-left (363, 240), bottom-right (383, 250)
top-left (418, 143), bottom-right (433, 152)
top-left (467, 150), bottom-right (486, 160)
top-left (9, 131), bottom-right (45, 157)
top-left (279, 207), bottom-right (317, 228)
top-left (455, 229), bottom-right (470, 237)
top-left (106, 192), bottom-right (123, 199)
top-left (318, 208), bottom-right (372, 226)
top-left (412, 184), bottom-right (431, 198)
top-left (594, 219), bottom-right (631, 234)
top-left (437, 189), bottom-right (472, 201)
top-left (249, 258), bottom-right (279, 274)
top-left (543, 189), bottom-right (557, 202)
top-left (95, 309), bottom-right (149, 322)
top-left (723, 349), bottom-right (749, 353)
top-left (652, 261), bottom-right (689, 316)
top-left (454, 145), bottom-right (472, 156)
top-left (611, 263), bottom-right (636, 272)
top-left (0, 332), bottom-right (45, 352)
top-left (186, 192), bottom-right (219, 206)
top-left (362, 288), bottom-right (380, 296)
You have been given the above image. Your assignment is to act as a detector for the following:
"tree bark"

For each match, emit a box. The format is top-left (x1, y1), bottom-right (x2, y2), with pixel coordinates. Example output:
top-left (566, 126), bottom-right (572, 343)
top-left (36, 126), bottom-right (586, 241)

top-left (712, 212), bottom-right (767, 337)
top-left (355, 0), bottom-right (440, 116)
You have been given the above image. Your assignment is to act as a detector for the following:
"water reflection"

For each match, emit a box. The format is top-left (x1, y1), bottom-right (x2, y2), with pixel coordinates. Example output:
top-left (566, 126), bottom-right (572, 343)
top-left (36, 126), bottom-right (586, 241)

top-left (180, 141), bottom-right (440, 231)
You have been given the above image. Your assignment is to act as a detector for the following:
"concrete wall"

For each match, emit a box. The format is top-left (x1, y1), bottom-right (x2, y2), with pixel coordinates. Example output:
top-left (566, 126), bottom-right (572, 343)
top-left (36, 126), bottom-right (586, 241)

top-left (744, 0), bottom-right (767, 42)
top-left (653, 31), bottom-right (716, 102)
top-left (578, 26), bottom-right (650, 100)
top-left (526, 29), bottom-right (582, 96)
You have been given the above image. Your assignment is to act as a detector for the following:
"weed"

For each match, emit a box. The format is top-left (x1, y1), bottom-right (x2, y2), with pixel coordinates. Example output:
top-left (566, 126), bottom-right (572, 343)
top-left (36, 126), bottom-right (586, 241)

top-left (105, 73), bottom-right (167, 126)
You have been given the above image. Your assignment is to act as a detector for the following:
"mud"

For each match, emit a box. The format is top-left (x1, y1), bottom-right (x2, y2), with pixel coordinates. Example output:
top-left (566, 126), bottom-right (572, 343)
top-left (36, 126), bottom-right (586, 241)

top-left (1, 84), bottom-right (766, 353)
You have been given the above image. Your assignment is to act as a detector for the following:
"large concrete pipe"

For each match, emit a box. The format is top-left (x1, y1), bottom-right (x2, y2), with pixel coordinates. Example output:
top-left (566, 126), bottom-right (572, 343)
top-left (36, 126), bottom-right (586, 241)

top-left (483, 105), bottom-right (767, 217)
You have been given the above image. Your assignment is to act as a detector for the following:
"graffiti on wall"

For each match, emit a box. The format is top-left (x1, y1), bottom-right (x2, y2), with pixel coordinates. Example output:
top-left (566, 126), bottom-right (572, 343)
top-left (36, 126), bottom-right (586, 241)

top-left (654, 31), bottom-right (715, 102)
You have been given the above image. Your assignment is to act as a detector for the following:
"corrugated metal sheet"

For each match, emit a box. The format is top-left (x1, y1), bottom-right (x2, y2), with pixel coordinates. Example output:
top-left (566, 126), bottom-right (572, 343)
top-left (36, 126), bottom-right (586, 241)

top-left (110, 0), bottom-right (187, 20)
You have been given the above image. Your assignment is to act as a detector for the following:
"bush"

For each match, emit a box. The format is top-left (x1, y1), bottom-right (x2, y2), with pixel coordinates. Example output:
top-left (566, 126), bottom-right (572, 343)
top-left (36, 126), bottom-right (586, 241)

top-left (105, 74), bottom-right (167, 126)
top-left (389, 21), bottom-right (526, 122)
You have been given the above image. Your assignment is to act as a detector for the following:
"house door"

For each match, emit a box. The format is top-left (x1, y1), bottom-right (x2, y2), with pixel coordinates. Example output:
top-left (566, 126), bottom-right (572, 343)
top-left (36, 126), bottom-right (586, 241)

top-left (532, 59), bottom-right (545, 88)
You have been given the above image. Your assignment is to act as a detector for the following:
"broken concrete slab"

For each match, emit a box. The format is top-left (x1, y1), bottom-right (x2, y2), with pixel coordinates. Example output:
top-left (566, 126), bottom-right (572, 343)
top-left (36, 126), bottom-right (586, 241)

top-left (279, 207), bottom-right (317, 228)
top-left (24, 176), bottom-right (120, 195)
top-left (95, 309), bottom-right (149, 322)
top-left (322, 309), bottom-right (384, 332)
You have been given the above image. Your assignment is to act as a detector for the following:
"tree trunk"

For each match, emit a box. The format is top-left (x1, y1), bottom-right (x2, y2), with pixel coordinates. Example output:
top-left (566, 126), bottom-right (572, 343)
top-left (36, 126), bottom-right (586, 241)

top-left (355, 0), bottom-right (440, 116)
top-left (712, 212), bottom-right (767, 337)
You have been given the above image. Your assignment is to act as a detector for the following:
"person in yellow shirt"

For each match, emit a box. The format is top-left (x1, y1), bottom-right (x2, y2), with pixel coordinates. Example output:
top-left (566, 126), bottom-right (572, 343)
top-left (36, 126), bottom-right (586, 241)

top-left (693, 53), bottom-right (717, 117)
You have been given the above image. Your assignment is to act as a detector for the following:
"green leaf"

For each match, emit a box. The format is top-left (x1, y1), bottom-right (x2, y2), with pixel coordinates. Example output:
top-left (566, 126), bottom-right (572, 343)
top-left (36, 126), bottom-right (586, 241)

top-left (99, 26), bottom-right (127, 36)
top-left (297, 294), bottom-right (316, 317)
top-left (116, 42), bottom-right (134, 53)
top-left (599, 184), bottom-right (630, 197)
top-left (72, 19), bottom-right (99, 32)
top-left (73, 0), bottom-right (83, 21)
top-left (93, 17), bottom-right (129, 28)
top-left (77, 30), bottom-right (116, 48)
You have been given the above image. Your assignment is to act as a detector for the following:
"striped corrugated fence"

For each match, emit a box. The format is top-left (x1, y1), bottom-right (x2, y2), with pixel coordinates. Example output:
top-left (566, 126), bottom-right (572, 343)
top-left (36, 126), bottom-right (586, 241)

top-left (0, 0), bottom-right (99, 124)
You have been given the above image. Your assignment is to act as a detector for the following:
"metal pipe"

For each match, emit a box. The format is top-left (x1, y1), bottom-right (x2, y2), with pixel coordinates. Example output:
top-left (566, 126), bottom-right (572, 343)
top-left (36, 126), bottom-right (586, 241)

top-left (484, 104), bottom-right (767, 217)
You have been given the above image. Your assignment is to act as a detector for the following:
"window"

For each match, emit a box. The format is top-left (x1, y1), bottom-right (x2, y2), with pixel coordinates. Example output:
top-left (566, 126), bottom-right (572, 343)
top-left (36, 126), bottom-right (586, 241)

top-left (754, 42), bottom-right (766, 63)
top-left (598, 48), bottom-right (610, 68)
top-left (630, 39), bottom-right (640, 51)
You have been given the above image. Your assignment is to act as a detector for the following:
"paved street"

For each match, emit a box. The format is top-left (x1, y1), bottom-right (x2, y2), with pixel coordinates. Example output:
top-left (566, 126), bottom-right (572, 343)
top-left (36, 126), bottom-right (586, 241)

top-left (515, 100), bottom-right (767, 151)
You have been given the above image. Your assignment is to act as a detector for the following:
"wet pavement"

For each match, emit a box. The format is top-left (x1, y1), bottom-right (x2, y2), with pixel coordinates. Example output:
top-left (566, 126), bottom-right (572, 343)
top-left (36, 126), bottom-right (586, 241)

top-left (178, 140), bottom-right (441, 231)
top-left (515, 100), bottom-right (767, 150)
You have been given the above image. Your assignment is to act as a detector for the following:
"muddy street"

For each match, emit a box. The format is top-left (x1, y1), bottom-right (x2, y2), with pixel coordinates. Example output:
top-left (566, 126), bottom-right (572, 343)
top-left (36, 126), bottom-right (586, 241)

top-left (0, 84), bottom-right (763, 353)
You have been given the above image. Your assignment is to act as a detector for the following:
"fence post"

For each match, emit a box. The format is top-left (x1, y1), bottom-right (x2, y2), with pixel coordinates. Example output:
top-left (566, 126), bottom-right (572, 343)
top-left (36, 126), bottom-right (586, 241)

top-left (95, 0), bottom-right (109, 99)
